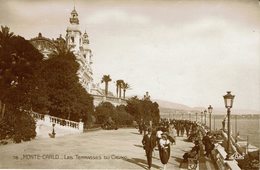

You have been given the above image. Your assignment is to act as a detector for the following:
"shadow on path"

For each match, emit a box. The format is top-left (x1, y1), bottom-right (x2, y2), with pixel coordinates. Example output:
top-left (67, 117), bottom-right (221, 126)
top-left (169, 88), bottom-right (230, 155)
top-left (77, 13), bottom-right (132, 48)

top-left (134, 144), bottom-right (143, 148)
top-left (171, 155), bottom-right (183, 163)
top-left (131, 132), bottom-right (141, 135)
top-left (123, 157), bottom-right (161, 170)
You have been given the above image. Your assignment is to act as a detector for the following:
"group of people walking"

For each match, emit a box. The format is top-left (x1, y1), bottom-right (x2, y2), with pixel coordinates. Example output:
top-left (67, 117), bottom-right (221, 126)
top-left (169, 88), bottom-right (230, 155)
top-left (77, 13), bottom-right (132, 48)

top-left (142, 127), bottom-right (171, 170)
top-left (140, 118), bottom-right (215, 170)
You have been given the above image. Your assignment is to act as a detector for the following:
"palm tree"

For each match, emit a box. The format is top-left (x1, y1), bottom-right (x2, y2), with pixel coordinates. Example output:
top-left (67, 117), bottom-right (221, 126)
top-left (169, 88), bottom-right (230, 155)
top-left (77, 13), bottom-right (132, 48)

top-left (116, 80), bottom-right (124, 98)
top-left (51, 40), bottom-right (72, 58)
top-left (101, 75), bottom-right (112, 97)
top-left (0, 26), bottom-right (14, 48)
top-left (116, 80), bottom-right (120, 98)
top-left (122, 82), bottom-right (130, 99)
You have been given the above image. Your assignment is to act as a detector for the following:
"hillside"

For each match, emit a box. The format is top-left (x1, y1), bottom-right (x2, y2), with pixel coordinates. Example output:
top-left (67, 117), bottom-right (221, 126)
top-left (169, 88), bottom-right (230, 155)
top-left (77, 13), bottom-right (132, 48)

top-left (154, 99), bottom-right (260, 115)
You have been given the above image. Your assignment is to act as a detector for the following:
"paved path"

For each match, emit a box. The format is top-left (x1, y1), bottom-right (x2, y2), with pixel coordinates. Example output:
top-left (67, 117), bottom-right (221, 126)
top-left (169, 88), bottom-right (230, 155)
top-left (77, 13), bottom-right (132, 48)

top-left (0, 128), bottom-right (195, 169)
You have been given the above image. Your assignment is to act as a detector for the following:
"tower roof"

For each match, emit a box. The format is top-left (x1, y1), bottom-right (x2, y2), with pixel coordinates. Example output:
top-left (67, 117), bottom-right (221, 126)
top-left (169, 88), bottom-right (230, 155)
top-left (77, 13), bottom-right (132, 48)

top-left (70, 7), bottom-right (79, 24)
top-left (83, 30), bottom-right (88, 38)
top-left (71, 7), bottom-right (78, 16)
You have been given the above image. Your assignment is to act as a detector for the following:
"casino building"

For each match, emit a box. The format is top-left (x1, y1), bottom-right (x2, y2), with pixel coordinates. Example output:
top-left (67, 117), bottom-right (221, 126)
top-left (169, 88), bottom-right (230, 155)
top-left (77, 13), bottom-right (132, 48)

top-left (30, 7), bottom-right (93, 93)
top-left (30, 7), bottom-right (127, 106)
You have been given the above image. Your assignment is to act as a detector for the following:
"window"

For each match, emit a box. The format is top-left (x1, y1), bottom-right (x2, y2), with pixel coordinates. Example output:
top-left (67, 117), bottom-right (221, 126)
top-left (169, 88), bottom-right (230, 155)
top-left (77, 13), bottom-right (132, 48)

top-left (71, 37), bottom-right (74, 43)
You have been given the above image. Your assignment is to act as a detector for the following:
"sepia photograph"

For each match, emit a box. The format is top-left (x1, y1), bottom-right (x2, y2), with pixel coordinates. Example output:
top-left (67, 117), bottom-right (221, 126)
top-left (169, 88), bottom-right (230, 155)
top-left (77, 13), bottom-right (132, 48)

top-left (0, 0), bottom-right (259, 169)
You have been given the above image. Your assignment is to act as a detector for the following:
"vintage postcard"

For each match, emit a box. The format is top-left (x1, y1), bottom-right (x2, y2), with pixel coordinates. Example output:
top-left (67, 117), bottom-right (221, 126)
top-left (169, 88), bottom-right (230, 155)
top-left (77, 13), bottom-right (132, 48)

top-left (0, 0), bottom-right (259, 169)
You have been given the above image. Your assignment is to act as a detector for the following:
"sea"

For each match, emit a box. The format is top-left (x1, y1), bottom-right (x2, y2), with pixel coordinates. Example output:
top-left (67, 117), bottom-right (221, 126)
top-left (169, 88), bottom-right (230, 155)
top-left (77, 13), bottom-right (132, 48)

top-left (213, 118), bottom-right (260, 148)
top-left (163, 114), bottom-right (260, 148)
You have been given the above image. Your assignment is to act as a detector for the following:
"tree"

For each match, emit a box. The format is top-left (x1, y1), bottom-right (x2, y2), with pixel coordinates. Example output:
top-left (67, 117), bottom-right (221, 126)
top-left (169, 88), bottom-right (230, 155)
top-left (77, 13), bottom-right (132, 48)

top-left (125, 96), bottom-right (160, 124)
top-left (116, 79), bottom-right (124, 98)
top-left (94, 102), bottom-right (115, 124)
top-left (38, 43), bottom-right (94, 122)
top-left (0, 26), bottom-right (14, 49)
top-left (121, 82), bottom-right (130, 99)
top-left (115, 105), bottom-right (134, 125)
top-left (0, 26), bottom-right (43, 142)
top-left (101, 75), bottom-right (111, 97)
top-left (125, 96), bottom-right (140, 120)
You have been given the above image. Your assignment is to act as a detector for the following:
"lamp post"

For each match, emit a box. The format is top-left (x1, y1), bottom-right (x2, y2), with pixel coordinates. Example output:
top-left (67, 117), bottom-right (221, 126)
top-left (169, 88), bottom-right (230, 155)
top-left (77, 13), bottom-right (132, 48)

top-left (208, 105), bottom-right (213, 131)
top-left (223, 91), bottom-right (235, 160)
top-left (200, 112), bottom-right (203, 124)
top-left (214, 116), bottom-right (215, 130)
top-left (204, 110), bottom-right (207, 126)
top-left (195, 112), bottom-right (198, 122)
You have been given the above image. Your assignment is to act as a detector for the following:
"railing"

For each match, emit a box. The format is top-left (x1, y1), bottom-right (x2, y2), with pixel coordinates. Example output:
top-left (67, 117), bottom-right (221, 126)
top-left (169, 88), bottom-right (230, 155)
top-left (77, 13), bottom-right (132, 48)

top-left (92, 94), bottom-right (127, 106)
top-left (196, 123), bottom-right (242, 170)
top-left (49, 115), bottom-right (79, 129)
top-left (31, 111), bottom-right (84, 132)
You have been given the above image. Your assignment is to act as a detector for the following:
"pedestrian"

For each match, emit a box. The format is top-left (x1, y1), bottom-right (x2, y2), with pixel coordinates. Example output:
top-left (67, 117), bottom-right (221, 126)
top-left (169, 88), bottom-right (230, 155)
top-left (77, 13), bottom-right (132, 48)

top-left (159, 133), bottom-right (171, 170)
top-left (202, 132), bottom-right (213, 157)
top-left (168, 124), bottom-right (176, 144)
top-left (139, 122), bottom-right (143, 134)
top-left (180, 123), bottom-right (185, 137)
top-left (142, 128), bottom-right (156, 170)
top-left (143, 122), bottom-right (148, 136)
top-left (172, 127), bottom-right (177, 144)
top-left (156, 127), bottom-right (163, 147)
top-left (185, 122), bottom-right (190, 137)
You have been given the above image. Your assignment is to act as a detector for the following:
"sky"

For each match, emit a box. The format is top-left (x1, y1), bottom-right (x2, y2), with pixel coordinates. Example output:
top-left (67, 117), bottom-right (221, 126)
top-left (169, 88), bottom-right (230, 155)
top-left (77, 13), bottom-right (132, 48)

top-left (1, 0), bottom-right (260, 111)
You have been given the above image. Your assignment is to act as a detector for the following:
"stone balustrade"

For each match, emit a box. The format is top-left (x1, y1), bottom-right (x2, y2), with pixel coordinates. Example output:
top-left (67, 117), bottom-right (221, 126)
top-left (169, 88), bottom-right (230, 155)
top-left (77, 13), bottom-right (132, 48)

top-left (211, 143), bottom-right (240, 170)
top-left (196, 123), bottom-right (242, 170)
top-left (31, 111), bottom-right (84, 133)
top-left (92, 94), bottom-right (127, 106)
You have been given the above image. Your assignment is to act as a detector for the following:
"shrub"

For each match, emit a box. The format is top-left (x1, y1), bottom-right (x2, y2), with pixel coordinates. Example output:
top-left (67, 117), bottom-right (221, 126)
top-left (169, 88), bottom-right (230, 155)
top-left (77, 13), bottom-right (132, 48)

top-left (14, 111), bottom-right (36, 142)
top-left (0, 119), bottom-right (14, 140)
top-left (0, 110), bottom-right (36, 143)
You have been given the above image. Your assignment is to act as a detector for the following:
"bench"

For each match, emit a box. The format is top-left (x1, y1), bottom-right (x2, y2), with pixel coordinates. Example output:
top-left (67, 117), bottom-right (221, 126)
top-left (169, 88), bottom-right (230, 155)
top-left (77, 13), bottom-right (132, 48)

top-left (180, 153), bottom-right (199, 170)
top-left (188, 155), bottom-right (199, 170)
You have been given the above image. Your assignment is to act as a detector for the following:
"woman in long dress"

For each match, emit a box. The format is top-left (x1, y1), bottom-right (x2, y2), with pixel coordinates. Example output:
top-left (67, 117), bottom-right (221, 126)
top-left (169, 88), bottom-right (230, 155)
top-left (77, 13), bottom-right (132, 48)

top-left (159, 133), bottom-right (171, 170)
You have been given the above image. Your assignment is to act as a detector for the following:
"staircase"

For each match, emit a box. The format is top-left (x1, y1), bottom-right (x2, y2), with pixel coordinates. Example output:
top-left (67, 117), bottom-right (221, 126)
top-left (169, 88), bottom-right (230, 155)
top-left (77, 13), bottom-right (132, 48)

top-left (31, 111), bottom-right (84, 138)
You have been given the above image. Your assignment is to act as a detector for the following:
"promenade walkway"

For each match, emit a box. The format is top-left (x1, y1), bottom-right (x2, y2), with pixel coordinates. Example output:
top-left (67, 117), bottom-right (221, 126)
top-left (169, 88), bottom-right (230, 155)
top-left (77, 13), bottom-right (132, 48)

top-left (0, 128), bottom-right (214, 169)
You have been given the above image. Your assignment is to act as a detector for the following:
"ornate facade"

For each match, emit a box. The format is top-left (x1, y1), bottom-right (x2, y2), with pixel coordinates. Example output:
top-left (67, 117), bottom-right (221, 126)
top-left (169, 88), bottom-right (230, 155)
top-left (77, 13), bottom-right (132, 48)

top-left (30, 7), bottom-right (127, 106)
top-left (30, 7), bottom-right (93, 93)
top-left (66, 8), bottom-right (93, 92)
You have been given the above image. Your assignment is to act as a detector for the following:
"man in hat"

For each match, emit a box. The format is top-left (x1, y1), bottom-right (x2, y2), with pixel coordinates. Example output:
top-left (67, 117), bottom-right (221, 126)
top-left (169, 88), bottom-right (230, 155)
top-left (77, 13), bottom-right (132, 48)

top-left (142, 128), bottom-right (156, 170)
top-left (202, 132), bottom-right (213, 157)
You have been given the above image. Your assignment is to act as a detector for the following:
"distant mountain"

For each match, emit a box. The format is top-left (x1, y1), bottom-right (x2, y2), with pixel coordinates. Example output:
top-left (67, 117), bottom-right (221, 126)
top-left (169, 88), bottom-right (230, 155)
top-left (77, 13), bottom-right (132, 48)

top-left (154, 99), bottom-right (191, 110)
top-left (154, 99), bottom-right (260, 115)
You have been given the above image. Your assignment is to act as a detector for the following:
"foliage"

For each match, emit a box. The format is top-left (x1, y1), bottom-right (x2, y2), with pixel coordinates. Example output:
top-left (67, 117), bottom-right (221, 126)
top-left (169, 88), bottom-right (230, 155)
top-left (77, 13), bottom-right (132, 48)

top-left (121, 82), bottom-right (130, 99)
top-left (101, 75), bottom-right (111, 96)
top-left (13, 110), bottom-right (36, 142)
top-left (125, 96), bottom-right (160, 124)
top-left (0, 109), bottom-right (36, 143)
top-left (0, 26), bottom-right (43, 141)
top-left (94, 102), bottom-right (133, 125)
top-left (34, 42), bottom-right (94, 122)
top-left (95, 102), bottom-right (115, 124)
top-left (115, 105), bottom-right (134, 125)
top-left (0, 26), bottom-right (43, 104)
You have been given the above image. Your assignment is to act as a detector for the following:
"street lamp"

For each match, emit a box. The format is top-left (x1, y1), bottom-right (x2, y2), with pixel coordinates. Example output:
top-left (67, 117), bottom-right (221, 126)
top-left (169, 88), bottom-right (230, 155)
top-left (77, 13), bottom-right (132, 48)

top-left (195, 112), bottom-right (198, 122)
top-left (204, 110), bottom-right (207, 126)
top-left (223, 91), bottom-right (235, 160)
top-left (208, 105), bottom-right (213, 131)
top-left (200, 112), bottom-right (203, 124)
